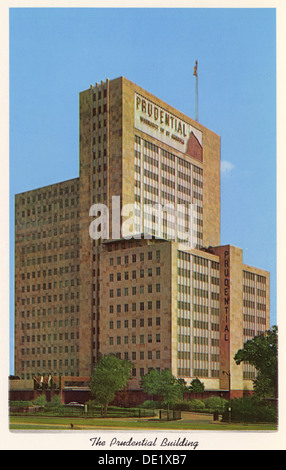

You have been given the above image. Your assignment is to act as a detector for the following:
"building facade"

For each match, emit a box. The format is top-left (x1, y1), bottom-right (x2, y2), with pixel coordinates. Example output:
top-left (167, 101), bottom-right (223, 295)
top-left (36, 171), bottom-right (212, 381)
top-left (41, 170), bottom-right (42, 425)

top-left (14, 76), bottom-right (270, 397)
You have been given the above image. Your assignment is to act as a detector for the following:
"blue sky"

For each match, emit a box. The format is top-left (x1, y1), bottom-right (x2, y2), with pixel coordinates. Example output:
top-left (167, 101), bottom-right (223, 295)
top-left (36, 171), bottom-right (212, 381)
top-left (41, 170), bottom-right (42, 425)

top-left (9, 7), bottom-right (276, 372)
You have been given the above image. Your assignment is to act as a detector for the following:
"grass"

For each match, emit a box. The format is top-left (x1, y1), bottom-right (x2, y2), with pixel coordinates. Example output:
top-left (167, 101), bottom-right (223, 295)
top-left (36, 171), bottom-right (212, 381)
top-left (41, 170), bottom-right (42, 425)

top-left (9, 414), bottom-right (278, 432)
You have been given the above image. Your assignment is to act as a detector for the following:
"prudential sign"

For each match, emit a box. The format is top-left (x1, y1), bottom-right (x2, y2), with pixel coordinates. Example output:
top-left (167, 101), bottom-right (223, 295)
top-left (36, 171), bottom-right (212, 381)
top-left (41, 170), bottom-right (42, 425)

top-left (134, 93), bottom-right (203, 162)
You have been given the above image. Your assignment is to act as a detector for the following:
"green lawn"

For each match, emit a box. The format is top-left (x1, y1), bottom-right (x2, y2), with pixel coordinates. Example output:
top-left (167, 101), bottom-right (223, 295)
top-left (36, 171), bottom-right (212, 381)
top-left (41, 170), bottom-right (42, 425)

top-left (9, 415), bottom-right (278, 432)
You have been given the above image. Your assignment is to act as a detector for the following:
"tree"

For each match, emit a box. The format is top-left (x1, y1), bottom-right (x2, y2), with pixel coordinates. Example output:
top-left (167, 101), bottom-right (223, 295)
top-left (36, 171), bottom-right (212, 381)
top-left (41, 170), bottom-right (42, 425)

top-left (188, 377), bottom-right (205, 393)
top-left (141, 368), bottom-right (183, 412)
top-left (33, 395), bottom-right (47, 407)
top-left (234, 326), bottom-right (278, 398)
top-left (90, 354), bottom-right (132, 416)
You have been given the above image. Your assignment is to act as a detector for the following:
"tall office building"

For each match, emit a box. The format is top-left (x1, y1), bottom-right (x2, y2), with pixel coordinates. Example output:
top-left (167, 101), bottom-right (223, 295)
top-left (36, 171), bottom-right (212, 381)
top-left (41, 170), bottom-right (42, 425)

top-left (14, 77), bottom-right (270, 397)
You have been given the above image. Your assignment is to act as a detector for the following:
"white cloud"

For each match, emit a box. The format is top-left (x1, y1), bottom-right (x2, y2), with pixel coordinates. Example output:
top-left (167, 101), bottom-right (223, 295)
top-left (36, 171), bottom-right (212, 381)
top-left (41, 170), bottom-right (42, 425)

top-left (221, 160), bottom-right (235, 175)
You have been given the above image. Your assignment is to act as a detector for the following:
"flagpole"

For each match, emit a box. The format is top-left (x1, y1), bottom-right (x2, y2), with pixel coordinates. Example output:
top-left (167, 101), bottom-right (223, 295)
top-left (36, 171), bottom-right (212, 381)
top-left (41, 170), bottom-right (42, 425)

top-left (193, 60), bottom-right (198, 122)
top-left (196, 65), bottom-right (198, 122)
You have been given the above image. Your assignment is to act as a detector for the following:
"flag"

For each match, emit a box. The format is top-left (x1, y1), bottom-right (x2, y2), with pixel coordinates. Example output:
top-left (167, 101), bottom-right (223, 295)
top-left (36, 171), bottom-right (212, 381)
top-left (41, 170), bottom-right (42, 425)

top-left (193, 61), bottom-right (198, 77)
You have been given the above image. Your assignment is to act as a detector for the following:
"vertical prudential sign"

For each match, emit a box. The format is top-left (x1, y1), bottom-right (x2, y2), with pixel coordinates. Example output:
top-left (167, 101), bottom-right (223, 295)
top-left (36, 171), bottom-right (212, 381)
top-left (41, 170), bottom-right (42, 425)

top-left (134, 93), bottom-right (203, 162)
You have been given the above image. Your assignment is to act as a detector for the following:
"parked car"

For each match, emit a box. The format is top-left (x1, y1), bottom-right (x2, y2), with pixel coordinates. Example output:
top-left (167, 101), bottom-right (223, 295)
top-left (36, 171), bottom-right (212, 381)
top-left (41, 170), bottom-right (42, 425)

top-left (65, 402), bottom-right (84, 407)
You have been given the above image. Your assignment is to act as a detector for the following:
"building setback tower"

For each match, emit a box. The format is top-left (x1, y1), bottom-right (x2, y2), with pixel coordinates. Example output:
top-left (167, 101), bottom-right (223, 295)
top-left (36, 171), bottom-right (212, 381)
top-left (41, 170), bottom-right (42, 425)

top-left (14, 77), bottom-right (270, 398)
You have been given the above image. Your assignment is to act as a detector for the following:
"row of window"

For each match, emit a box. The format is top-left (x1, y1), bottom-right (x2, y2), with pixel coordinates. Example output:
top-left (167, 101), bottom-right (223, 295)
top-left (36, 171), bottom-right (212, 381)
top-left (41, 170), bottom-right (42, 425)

top-left (108, 300), bottom-right (161, 313)
top-left (21, 238), bottom-right (79, 254)
top-left (243, 300), bottom-right (267, 310)
top-left (18, 182), bottom-right (79, 206)
top-left (20, 305), bottom-right (79, 318)
top-left (243, 328), bottom-right (266, 337)
top-left (20, 225), bottom-right (79, 242)
top-left (109, 284), bottom-right (161, 297)
top-left (21, 292), bottom-right (79, 305)
top-left (21, 345), bottom-right (79, 355)
top-left (21, 278), bottom-right (80, 292)
top-left (20, 358), bottom-right (78, 369)
top-left (21, 265), bottom-right (80, 280)
top-left (109, 333), bottom-right (161, 345)
top-left (109, 250), bottom-right (160, 265)
top-left (20, 250), bottom-right (80, 267)
top-left (178, 352), bottom-right (220, 362)
top-left (243, 314), bottom-right (266, 325)
top-left (21, 318), bottom-right (79, 330)
top-left (177, 369), bottom-right (218, 378)
top-left (109, 269), bottom-right (161, 283)
top-left (109, 317), bottom-right (161, 329)
top-left (20, 197), bottom-right (79, 217)
top-left (243, 271), bottom-right (267, 284)
top-left (21, 331), bottom-right (79, 343)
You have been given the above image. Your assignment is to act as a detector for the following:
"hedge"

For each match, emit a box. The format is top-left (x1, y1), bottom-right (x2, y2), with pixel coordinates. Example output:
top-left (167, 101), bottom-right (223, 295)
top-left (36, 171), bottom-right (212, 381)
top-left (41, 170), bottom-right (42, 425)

top-left (222, 396), bottom-right (278, 423)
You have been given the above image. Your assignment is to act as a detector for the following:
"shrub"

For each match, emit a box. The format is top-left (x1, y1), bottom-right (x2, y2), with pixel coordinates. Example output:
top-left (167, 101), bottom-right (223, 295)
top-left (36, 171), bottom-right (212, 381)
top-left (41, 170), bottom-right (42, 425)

top-left (203, 396), bottom-right (228, 412)
top-left (44, 394), bottom-right (64, 411)
top-left (33, 395), bottom-right (47, 407)
top-left (222, 396), bottom-right (278, 423)
top-left (10, 400), bottom-right (33, 407)
top-left (139, 400), bottom-right (162, 409)
top-left (188, 399), bottom-right (206, 411)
